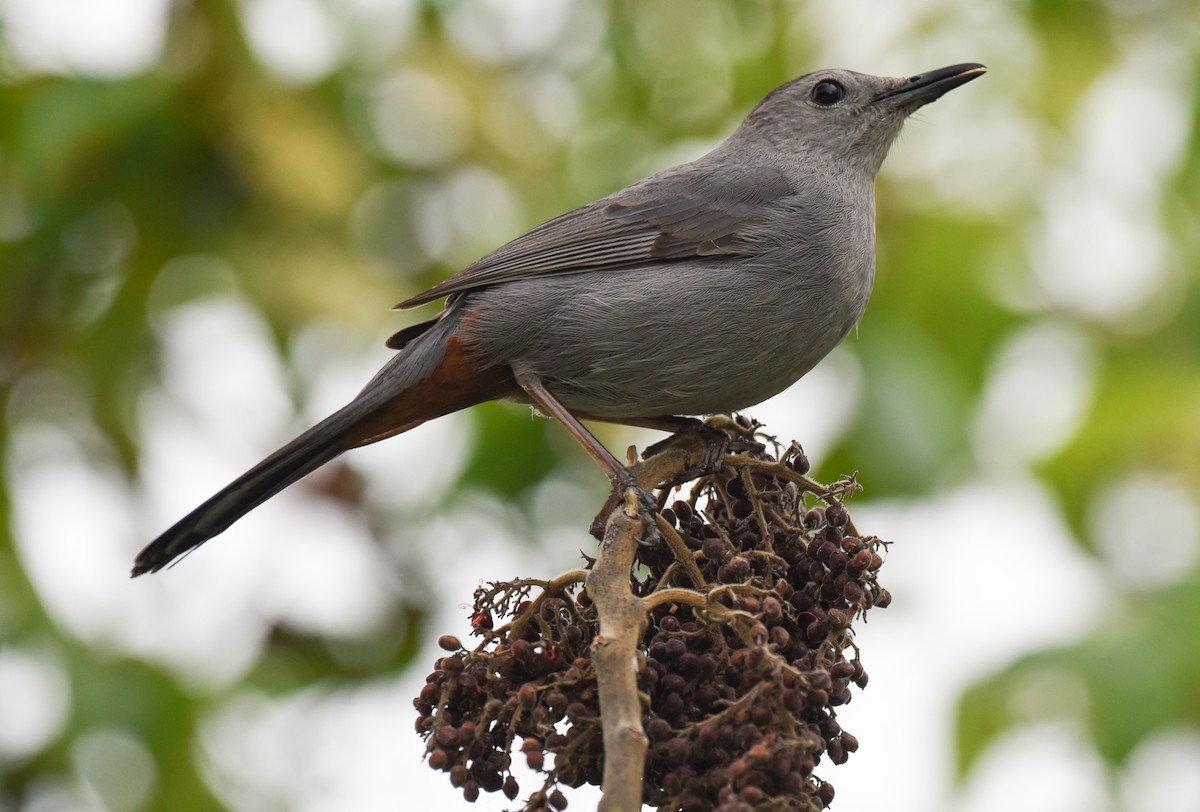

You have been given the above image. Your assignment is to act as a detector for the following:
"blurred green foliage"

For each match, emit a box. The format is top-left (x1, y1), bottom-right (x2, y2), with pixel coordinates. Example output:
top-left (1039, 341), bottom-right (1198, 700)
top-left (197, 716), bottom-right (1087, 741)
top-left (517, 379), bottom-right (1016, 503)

top-left (958, 572), bottom-right (1200, 764)
top-left (2, 0), bottom-right (1199, 809)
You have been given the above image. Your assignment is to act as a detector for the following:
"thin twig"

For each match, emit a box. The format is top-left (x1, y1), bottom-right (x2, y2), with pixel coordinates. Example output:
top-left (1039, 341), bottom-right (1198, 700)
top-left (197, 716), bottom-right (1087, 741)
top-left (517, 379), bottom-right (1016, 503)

top-left (655, 515), bottom-right (707, 588)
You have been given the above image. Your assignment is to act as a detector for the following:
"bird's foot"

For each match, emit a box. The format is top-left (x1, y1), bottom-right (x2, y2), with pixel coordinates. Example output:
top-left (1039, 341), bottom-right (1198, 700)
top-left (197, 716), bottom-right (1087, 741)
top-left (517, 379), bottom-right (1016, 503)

top-left (587, 416), bottom-right (765, 543)
top-left (589, 469), bottom-right (661, 545)
top-left (643, 417), bottom-right (765, 482)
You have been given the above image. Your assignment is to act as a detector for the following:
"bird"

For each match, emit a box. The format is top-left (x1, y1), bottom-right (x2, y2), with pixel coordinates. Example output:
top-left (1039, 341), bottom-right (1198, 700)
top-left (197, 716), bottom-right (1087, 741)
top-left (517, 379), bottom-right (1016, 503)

top-left (132, 63), bottom-right (986, 576)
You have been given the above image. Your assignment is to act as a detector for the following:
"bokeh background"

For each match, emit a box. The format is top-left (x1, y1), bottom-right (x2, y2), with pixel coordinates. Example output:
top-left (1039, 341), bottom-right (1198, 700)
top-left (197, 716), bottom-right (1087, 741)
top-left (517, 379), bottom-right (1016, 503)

top-left (2, 1), bottom-right (1199, 810)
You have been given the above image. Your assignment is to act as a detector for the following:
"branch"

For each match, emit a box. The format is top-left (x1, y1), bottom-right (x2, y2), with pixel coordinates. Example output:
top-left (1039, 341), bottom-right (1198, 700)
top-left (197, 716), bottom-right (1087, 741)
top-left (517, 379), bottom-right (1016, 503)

top-left (588, 490), bottom-right (651, 812)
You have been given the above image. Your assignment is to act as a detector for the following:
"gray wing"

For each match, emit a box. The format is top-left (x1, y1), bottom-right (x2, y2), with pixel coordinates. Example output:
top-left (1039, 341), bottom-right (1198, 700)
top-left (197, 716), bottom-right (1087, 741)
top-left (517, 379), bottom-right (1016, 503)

top-left (395, 163), bottom-right (795, 309)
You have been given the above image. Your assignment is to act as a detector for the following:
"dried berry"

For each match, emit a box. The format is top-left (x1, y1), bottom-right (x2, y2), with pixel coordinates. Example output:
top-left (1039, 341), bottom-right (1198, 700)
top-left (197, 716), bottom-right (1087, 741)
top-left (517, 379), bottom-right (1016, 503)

top-left (703, 536), bottom-right (727, 561)
top-left (791, 452), bottom-right (811, 475)
top-left (415, 428), bottom-right (888, 811)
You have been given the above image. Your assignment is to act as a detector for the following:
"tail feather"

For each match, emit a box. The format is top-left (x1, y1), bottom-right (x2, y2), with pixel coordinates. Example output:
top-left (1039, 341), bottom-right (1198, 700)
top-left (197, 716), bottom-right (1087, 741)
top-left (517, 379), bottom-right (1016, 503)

top-left (132, 307), bottom-right (518, 577)
top-left (131, 410), bottom-right (355, 576)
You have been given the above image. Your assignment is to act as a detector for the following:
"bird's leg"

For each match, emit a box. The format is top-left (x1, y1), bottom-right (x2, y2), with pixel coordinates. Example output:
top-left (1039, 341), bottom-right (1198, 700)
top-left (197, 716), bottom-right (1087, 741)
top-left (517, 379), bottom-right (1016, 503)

top-left (513, 368), bottom-right (659, 543)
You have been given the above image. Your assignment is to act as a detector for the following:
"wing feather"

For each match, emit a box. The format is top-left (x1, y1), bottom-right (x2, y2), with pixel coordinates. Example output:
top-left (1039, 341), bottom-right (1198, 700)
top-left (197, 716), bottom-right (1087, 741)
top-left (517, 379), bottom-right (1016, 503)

top-left (395, 163), bottom-right (795, 309)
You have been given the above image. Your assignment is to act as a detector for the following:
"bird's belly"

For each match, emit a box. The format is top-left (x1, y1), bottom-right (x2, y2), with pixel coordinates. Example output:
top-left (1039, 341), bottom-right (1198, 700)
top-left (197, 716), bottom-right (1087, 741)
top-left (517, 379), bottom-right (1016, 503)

top-left (464, 263), bottom-right (869, 418)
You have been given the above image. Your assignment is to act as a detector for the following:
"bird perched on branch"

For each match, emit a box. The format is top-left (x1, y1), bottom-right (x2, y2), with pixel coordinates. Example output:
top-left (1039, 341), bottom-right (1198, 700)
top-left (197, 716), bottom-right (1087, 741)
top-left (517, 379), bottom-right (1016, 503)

top-left (133, 63), bottom-right (986, 576)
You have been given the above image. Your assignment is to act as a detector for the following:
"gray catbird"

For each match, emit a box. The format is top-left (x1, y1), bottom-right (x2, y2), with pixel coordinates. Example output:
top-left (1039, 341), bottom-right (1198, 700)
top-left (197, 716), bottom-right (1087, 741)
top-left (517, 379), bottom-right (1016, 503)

top-left (133, 63), bottom-right (986, 575)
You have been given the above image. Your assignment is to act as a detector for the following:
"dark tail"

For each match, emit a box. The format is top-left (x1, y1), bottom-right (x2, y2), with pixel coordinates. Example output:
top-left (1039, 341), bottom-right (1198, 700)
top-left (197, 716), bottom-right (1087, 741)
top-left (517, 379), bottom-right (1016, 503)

top-left (133, 311), bottom-right (454, 577)
top-left (132, 307), bottom-right (516, 577)
top-left (131, 407), bottom-right (360, 576)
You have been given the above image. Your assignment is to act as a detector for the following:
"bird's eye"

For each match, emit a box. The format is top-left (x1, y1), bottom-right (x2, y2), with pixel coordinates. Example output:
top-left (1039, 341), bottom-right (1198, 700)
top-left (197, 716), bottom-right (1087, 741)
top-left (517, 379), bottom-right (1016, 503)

top-left (810, 80), bottom-right (845, 106)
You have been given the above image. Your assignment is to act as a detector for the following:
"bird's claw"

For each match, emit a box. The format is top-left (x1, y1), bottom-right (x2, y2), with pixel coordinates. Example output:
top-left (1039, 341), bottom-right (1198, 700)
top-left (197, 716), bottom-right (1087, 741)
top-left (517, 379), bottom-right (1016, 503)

top-left (588, 419), bottom-right (767, 543)
top-left (644, 420), bottom-right (764, 482)
top-left (589, 472), bottom-right (661, 546)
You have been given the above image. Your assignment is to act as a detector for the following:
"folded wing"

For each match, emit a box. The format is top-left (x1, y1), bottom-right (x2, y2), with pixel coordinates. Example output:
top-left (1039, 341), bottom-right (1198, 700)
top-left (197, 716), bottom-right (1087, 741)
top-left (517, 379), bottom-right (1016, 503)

top-left (395, 163), bottom-right (795, 309)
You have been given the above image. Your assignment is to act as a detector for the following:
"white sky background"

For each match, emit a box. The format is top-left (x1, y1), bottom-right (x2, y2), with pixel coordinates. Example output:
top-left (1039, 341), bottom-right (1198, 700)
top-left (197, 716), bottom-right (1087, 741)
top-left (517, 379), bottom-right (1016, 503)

top-left (4, 1), bottom-right (1200, 811)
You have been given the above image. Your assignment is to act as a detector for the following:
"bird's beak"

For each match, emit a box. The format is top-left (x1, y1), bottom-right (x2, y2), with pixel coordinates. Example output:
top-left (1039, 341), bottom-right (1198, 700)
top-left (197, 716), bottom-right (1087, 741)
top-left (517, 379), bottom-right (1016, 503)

top-left (873, 63), bottom-right (987, 108)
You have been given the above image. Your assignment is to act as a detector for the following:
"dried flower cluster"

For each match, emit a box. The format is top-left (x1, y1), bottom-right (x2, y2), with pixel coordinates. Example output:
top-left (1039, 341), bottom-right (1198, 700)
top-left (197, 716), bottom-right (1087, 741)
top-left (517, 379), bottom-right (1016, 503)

top-left (415, 425), bottom-right (890, 811)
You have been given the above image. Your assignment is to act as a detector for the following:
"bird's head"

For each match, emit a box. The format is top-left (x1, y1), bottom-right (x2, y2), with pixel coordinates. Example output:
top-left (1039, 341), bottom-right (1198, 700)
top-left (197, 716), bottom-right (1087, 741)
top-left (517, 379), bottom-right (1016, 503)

top-left (734, 63), bottom-right (987, 178)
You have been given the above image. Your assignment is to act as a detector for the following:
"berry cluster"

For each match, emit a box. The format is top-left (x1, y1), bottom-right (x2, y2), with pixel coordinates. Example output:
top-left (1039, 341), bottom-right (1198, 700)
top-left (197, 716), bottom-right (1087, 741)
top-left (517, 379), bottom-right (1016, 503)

top-left (415, 430), bottom-right (889, 811)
